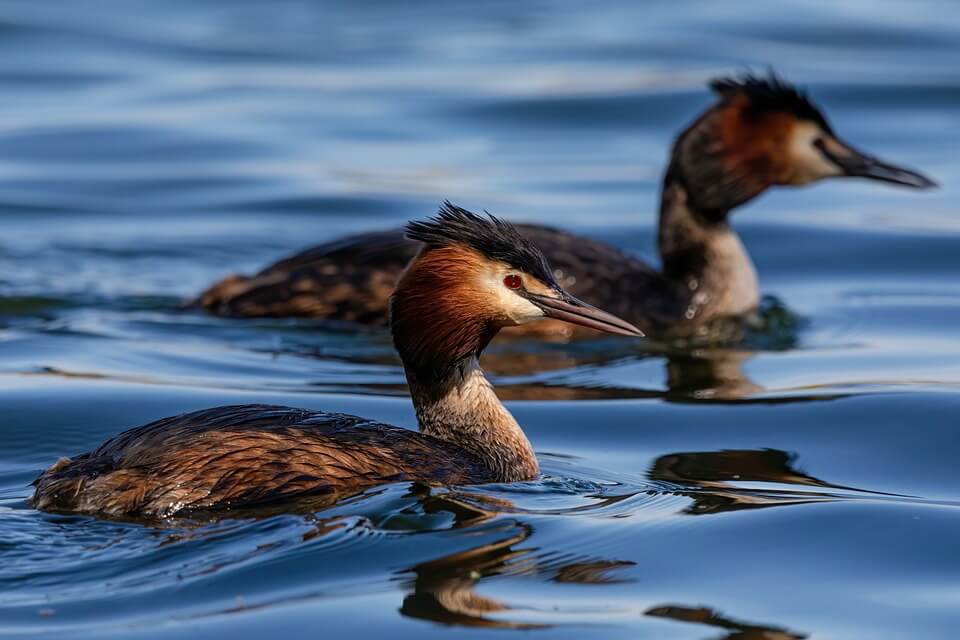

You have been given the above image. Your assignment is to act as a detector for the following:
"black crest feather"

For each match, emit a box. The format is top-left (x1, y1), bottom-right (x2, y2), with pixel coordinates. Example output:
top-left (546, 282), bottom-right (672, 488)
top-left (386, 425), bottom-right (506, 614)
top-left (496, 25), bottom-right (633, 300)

top-left (709, 72), bottom-right (833, 133)
top-left (405, 202), bottom-right (556, 286)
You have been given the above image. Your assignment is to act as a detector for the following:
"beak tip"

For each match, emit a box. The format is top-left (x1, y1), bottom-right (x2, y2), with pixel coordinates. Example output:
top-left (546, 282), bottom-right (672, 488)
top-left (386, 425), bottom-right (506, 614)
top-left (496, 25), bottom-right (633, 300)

top-left (616, 320), bottom-right (645, 338)
top-left (897, 170), bottom-right (939, 190)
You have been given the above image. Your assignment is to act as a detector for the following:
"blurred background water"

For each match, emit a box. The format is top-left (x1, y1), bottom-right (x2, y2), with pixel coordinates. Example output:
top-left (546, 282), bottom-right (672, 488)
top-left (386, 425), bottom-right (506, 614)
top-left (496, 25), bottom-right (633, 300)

top-left (1, 1), bottom-right (959, 638)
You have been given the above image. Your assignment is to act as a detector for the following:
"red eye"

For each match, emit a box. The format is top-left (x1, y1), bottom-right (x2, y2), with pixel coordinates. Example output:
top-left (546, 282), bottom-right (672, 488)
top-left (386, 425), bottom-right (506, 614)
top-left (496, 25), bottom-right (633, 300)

top-left (503, 274), bottom-right (522, 290)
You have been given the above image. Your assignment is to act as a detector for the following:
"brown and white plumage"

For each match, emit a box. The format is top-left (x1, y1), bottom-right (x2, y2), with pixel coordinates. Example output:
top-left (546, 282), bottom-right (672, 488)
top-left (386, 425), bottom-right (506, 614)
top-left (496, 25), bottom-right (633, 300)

top-left (32, 206), bottom-right (642, 518)
top-left (32, 405), bottom-right (489, 517)
top-left (193, 73), bottom-right (935, 339)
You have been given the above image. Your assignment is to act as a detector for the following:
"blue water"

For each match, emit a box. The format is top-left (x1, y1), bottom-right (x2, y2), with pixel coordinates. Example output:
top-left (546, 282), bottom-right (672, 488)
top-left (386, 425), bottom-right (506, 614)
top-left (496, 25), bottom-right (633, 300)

top-left (2, 1), bottom-right (960, 638)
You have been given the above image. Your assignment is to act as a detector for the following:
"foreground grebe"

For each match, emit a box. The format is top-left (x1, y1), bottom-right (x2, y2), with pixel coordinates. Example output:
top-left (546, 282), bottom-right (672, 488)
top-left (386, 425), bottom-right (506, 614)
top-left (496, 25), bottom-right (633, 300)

top-left (32, 205), bottom-right (641, 517)
top-left (193, 73), bottom-right (935, 338)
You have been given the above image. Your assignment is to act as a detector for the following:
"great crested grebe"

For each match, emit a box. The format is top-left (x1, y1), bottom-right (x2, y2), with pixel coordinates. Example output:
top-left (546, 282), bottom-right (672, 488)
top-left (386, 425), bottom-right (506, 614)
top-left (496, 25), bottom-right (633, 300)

top-left (32, 205), bottom-right (641, 517)
top-left (193, 73), bottom-right (935, 339)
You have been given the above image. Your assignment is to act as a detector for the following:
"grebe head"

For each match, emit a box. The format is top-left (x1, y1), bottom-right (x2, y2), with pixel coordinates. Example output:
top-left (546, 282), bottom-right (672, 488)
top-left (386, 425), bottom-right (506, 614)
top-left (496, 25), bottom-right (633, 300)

top-left (670, 72), bottom-right (936, 216)
top-left (391, 202), bottom-right (641, 379)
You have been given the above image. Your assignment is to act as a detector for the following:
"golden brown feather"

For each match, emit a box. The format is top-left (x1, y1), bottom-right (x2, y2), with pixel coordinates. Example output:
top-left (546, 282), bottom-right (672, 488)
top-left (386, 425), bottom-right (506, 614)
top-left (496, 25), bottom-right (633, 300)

top-left (32, 405), bottom-right (492, 518)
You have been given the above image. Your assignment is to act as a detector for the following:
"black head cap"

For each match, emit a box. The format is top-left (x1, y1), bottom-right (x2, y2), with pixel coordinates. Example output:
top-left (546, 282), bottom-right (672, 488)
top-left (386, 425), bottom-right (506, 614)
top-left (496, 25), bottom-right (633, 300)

top-left (709, 72), bottom-right (833, 134)
top-left (406, 202), bottom-right (557, 286)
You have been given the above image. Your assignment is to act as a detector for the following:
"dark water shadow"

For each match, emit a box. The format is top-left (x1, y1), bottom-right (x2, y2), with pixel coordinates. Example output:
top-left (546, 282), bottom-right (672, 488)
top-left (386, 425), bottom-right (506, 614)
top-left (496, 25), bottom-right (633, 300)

top-left (646, 604), bottom-right (807, 639)
top-left (395, 489), bottom-right (635, 629)
top-left (648, 448), bottom-right (911, 515)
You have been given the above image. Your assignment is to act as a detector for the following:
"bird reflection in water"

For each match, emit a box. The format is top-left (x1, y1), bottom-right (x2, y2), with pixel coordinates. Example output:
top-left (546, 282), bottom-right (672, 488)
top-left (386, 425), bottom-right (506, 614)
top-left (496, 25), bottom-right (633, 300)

top-left (646, 604), bottom-right (807, 640)
top-left (664, 349), bottom-right (763, 400)
top-left (649, 447), bottom-right (895, 515)
top-left (489, 295), bottom-right (807, 402)
top-left (298, 324), bottom-right (822, 403)
top-left (487, 346), bottom-right (842, 403)
top-left (394, 489), bottom-right (634, 628)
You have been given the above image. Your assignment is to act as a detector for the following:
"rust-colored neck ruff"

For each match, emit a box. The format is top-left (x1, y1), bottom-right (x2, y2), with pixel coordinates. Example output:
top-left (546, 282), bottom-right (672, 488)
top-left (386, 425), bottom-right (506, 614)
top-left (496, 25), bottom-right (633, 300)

top-left (667, 94), bottom-right (788, 220)
top-left (391, 246), bottom-right (539, 482)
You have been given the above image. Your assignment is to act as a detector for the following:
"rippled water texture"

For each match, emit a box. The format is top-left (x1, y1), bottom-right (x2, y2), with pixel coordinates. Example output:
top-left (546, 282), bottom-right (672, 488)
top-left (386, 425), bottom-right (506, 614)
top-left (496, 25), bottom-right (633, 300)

top-left (1, 1), bottom-right (959, 638)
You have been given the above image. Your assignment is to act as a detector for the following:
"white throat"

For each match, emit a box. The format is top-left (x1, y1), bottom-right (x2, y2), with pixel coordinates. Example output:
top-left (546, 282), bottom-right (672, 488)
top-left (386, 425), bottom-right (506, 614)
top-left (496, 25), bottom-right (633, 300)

top-left (408, 357), bottom-right (539, 482)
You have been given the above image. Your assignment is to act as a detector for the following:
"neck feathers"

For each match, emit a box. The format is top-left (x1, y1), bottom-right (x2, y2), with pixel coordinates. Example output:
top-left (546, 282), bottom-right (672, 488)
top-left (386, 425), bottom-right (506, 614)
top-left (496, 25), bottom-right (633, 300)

top-left (407, 358), bottom-right (538, 482)
top-left (391, 246), bottom-right (539, 482)
top-left (658, 178), bottom-right (759, 319)
top-left (658, 97), bottom-right (780, 320)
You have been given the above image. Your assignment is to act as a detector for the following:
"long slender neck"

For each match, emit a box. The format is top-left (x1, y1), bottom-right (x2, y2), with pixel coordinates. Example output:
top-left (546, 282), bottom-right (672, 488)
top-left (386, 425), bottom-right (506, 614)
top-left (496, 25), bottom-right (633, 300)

top-left (390, 246), bottom-right (540, 482)
top-left (657, 174), bottom-right (759, 319)
top-left (404, 357), bottom-right (538, 483)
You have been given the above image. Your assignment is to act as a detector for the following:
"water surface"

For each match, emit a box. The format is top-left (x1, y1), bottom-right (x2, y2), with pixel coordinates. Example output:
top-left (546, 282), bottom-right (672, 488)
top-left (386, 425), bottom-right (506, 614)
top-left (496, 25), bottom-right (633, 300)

top-left (2, 1), bottom-right (960, 638)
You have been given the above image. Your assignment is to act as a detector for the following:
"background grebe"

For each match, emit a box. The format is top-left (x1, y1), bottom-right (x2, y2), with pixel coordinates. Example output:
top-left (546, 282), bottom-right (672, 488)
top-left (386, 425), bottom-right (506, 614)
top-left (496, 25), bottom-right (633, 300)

top-left (31, 205), bottom-right (641, 517)
top-left (193, 73), bottom-right (936, 339)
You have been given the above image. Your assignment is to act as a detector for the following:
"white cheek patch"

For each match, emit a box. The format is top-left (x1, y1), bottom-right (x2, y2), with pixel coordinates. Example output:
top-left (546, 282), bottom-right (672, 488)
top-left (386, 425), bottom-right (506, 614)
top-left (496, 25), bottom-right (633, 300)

top-left (479, 270), bottom-right (546, 325)
top-left (507, 294), bottom-right (545, 325)
top-left (789, 124), bottom-right (842, 184)
top-left (495, 284), bottom-right (545, 324)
